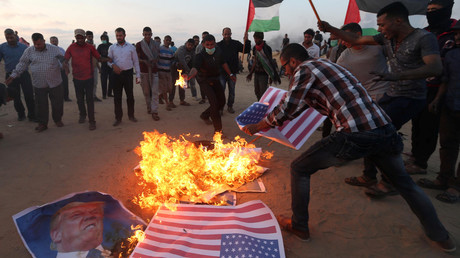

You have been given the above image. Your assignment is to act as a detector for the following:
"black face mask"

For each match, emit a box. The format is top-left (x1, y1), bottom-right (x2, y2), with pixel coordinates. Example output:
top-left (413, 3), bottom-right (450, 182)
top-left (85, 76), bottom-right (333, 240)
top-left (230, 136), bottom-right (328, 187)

top-left (427, 7), bottom-right (452, 29)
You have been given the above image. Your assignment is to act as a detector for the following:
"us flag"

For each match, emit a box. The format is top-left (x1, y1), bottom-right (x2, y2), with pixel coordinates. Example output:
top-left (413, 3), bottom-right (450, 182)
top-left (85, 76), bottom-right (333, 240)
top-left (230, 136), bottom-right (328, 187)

top-left (236, 86), bottom-right (326, 150)
top-left (130, 200), bottom-right (285, 258)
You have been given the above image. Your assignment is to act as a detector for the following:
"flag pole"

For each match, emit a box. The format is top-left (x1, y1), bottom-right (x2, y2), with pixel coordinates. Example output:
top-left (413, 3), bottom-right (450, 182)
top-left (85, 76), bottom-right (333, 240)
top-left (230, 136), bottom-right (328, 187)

top-left (242, 0), bottom-right (252, 65)
top-left (307, 0), bottom-right (321, 22)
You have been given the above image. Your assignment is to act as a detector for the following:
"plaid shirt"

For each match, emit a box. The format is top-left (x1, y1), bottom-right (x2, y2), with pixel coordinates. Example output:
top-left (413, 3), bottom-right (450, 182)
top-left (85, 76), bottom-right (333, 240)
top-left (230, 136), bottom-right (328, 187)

top-left (11, 43), bottom-right (63, 88)
top-left (265, 58), bottom-right (390, 133)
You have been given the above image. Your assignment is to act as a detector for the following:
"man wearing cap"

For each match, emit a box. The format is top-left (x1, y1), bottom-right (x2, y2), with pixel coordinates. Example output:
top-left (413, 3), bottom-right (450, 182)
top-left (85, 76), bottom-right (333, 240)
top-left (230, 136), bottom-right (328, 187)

top-left (0, 28), bottom-right (36, 121)
top-left (6, 33), bottom-right (65, 132)
top-left (108, 27), bottom-right (141, 126)
top-left (49, 201), bottom-right (110, 257)
top-left (64, 29), bottom-right (106, 131)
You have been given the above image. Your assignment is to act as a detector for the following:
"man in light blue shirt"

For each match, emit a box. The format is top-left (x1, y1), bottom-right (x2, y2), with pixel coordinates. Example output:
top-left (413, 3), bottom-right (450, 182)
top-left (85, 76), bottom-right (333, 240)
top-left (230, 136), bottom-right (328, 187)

top-left (0, 28), bottom-right (35, 121)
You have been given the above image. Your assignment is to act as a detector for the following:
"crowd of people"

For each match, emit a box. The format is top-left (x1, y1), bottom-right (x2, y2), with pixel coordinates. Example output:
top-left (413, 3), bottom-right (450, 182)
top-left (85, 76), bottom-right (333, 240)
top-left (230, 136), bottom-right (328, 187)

top-left (1, 0), bottom-right (459, 254)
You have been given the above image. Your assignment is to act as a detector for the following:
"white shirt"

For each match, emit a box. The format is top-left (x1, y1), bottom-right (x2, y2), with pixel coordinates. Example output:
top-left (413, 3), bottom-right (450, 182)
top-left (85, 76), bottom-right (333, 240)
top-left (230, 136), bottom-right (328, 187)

top-left (108, 41), bottom-right (140, 78)
top-left (302, 43), bottom-right (320, 58)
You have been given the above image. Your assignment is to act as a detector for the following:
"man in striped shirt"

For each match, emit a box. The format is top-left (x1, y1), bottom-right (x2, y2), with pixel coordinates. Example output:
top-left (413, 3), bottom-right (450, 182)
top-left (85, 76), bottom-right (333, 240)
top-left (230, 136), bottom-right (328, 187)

top-left (243, 43), bottom-right (455, 252)
top-left (158, 35), bottom-right (174, 111)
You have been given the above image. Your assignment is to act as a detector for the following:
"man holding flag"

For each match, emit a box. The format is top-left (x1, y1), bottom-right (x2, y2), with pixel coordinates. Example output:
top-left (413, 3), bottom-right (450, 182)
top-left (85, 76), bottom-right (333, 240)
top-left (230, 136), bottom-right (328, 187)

top-left (242, 43), bottom-right (455, 253)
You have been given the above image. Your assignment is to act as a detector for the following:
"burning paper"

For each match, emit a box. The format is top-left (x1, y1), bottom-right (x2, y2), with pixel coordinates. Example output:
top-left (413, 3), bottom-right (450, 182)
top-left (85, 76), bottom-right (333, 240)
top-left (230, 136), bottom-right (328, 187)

top-left (133, 131), bottom-right (273, 211)
top-left (175, 69), bottom-right (187, 88)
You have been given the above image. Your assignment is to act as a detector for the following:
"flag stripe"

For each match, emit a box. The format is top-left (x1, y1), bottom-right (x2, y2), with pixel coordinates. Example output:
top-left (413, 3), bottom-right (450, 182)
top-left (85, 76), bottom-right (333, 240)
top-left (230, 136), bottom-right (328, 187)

top-left (131, 200), bottom-right (285, 258)
top-left (252, 3), bottom-right (281, 20)
top-left (155, 212), bottom-right (273, 223)
top-left (252, 0), bottom-right (283, 8)
top-left (291, 114), bottom-right (325, 147)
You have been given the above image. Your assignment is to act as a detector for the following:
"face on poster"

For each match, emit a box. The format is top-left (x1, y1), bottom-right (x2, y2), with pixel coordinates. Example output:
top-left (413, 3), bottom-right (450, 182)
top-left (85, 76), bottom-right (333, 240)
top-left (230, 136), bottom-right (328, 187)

top-left (13, 191), bottom-right (146, 258)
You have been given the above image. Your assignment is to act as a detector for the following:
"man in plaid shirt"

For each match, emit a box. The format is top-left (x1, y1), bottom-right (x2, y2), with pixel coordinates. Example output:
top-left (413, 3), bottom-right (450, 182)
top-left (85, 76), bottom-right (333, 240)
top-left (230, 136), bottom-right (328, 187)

top-left (243, 43), bottom-right (455, 252)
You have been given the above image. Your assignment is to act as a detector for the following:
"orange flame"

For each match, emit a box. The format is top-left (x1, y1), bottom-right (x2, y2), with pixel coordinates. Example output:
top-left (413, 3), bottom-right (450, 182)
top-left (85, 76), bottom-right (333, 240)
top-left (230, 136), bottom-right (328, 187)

top-left (134, 131), bottom-right (273, 211)
top-left (175, 69), bottom-right (187, 88)
top-left (116, 225), bottom-right (146, 258)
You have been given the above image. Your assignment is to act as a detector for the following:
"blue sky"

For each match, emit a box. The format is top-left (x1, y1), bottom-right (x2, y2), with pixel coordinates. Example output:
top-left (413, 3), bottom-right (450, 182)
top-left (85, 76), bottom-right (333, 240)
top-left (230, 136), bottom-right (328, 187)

top-left (1, 0), bottom-right (459, 49)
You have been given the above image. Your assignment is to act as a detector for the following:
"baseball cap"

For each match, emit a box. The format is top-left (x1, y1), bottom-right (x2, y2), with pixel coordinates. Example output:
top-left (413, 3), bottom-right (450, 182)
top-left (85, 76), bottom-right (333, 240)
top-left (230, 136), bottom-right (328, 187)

top-left (74, 29), bottom-right (86, 37)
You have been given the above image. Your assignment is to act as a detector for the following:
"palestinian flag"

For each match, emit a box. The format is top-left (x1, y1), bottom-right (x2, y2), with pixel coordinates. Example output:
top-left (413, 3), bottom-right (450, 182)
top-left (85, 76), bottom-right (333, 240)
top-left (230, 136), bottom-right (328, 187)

top-left (246, 0), bottom-right (283, 32)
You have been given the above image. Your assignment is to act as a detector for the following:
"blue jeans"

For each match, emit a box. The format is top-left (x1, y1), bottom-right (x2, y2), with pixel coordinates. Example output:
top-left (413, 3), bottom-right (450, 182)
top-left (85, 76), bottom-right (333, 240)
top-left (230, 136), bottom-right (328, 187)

top-left (363, 94), bottom-right (426, 180)
top-left (220, 74), bottom-right (236, 108)
top-left (290, 124), bottom-right (449, 242)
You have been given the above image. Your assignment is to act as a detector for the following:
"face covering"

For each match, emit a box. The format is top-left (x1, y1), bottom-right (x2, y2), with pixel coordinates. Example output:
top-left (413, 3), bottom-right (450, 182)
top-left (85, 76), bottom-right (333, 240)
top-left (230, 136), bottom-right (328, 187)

top-left (102, 40), bottom-right (107, 44)
top-left (205, 47), bottom-right (215, 55)
top-left (330, 40), bottom-right (338, 47)
top-left (86, 39), bottom-right (94, 44)
top-left (427, 7), bottom-right (452, 29)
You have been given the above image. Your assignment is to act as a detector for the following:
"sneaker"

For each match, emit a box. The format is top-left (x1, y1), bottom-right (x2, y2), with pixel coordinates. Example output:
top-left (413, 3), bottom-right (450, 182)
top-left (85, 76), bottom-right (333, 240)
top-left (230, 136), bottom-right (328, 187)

top-left (227, 106), bottom-right (235, 113)
top-left (55, 121), bottom-right (64, 127)
top-left (89, 122), bottom-right (96, 131)
top-left (78, 116), bottom-right (86, 124)
top-left (276, 215), bottom-right (310, 242)
top-left (435, 236), bottom-right (456, 253)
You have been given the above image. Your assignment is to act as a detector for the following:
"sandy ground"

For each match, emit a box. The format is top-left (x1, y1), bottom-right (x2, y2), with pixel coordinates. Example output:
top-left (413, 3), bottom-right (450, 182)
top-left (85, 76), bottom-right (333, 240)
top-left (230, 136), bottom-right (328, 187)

top-left (0, 61), bottom-right (459, 258)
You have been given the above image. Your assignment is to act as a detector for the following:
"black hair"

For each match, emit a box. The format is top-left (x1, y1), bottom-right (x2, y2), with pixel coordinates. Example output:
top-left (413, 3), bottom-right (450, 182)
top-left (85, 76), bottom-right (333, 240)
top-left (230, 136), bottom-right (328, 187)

top-left (193, 35), bottom-right (199, 40)
top-left (4, 28), bottom-right (14, 35)
top-left (100, 31), bottom-right (109, 41)
top-left (202, 31), bottom-right (209, 36)
top-left (186, 38), bottom-right (195, 44)
top-left (377, 2), bottom-right (409, 22)
top-left (341, 23), bottom-right (362, 34)
top-left (429, 0), bottom-right (454, 8)
top-left (280, 43), bottom-right (310, 62)
top-left (303, 29), bottom-right (315, 37)
top-left (115, 27), bottom-right (125, 34)
top-left (143, 27), bottom-right (152, 32)
top-left (203, 34), bottom-right (216, 43)
top-left (86, 30), bottom-right (93, 36)
top-left (32, 33), bottom-right (44, 42)
top-left (164, 35), bottom-right (171, 40)
top-left (253, 32), bottom-right (264, 39)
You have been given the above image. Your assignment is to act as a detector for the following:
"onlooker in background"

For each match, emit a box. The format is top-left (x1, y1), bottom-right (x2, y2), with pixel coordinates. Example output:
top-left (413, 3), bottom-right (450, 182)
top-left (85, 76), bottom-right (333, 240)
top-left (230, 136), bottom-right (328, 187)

top-left (86, 30), bottom-right (102, 102)
top-left (417, 20), bottom-right (460, 202)
top-left (136, 26), bottom-right (160, 121)
top-left (407, 0), bottom-right (458, 175)
top-left (282, 33), bottom-right (290, 50)
top-left (108, 27), bottom-right (141, 126)
top-left (217, 27), bottom-right (250, 114)
top-left (6, 33), bottom-right (64, 132)
top-left (170, 41), bottom-right (177, 53)
top-left (64, 29), bottom-right (105, 131)
top-left (158, 35), bottom-right (175, 111)
top-left (0, 28), bottom-right (36, 121)
top-left (50, 36), bottom-right (71, 102)
top-left (313, 30), bottom-right (323, 48)
top-left (302, 29), bottom-right (320, 58)
top-left (172, 38), bottom-right (196, 107)
top-left (194, 31), bottom-right (210, 104)
top-left (154, 36), bottom-right (161, 47)
top-left (97, 31), bottom-right (113, 98)
top-left (246, 32), bottom-right (281, 100)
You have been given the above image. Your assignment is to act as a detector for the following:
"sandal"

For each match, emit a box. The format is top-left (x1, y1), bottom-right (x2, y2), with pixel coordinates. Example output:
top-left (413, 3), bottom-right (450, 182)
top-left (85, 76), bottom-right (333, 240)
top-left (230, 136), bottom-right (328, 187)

top-left (417, 178), bottom-right (448, 190)
top-left (365, 182), bottom-right (399, 199)
top-left (344, 175), bottom-right (377, 187)
top-left (436, 190), bottom-right (460, 204)
top-left (405, 163), bottom-right (427, 175)
top-left (151, 113), bottom-right (160, 121)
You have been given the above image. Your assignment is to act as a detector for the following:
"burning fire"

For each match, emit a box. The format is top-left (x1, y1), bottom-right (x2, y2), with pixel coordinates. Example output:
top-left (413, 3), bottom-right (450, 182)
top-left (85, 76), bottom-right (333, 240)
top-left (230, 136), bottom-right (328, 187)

top-left (134, 131), bottom-right (273, 211)
top-left (114, 225), bottom-right (146, 257)
top-left (175, 69), bottom-right (187, 88)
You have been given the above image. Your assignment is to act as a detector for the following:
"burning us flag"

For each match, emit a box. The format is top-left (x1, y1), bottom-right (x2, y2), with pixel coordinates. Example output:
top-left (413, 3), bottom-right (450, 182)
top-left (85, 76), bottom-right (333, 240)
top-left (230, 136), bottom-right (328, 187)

top-left (134, 131), bottom-right (273, 211)
top-left (130, 200), bottom-right (285, 258)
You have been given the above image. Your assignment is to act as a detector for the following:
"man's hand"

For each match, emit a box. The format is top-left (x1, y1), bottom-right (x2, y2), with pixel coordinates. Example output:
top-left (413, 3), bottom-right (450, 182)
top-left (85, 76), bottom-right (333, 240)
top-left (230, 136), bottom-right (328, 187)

top-left (318, 21), bottom-right (332, 32)
top-left (135, 78), bottom-right (141, 84)
top-left (242, 119), bottom-right (272, 136)
top-left (5, 76), bottom-right (14, 85)
top-left (246, 73), bottom-right (252, 82)
top-left (112, 64), bottom-right (122, 75)
top-left (370, 71), bottom-right (400, 81)
top-left (428, 99), bottom-right (440, 114)
top-left (230, 74), bottom-right (236, 82)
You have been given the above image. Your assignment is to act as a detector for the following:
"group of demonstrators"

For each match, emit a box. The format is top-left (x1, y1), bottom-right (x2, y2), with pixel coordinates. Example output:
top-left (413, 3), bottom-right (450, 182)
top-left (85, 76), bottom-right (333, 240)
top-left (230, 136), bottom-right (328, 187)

top-left (243, 0), bottom-right (458, 253)
top-left (1, 0), bottom-right (459, 254)
top-left (1, 26), bottom-right (282, 135)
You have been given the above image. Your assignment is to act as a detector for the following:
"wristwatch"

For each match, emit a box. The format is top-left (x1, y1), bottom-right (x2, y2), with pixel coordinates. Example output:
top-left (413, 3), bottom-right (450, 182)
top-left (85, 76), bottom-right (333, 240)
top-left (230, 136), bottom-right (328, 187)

top-left (230, 73), bottom-right (235, 77)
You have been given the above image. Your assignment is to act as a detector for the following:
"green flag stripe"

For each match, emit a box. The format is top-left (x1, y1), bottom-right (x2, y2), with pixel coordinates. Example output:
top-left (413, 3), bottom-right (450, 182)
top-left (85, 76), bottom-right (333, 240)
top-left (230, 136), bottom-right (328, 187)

top-left (248, 16), bottom-right (280, 32)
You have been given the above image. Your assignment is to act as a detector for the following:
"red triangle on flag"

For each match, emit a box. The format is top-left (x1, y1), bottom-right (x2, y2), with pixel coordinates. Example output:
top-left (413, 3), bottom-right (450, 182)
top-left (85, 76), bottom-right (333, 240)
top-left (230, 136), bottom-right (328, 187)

top-left (344, 0), bottom-right (361, 25)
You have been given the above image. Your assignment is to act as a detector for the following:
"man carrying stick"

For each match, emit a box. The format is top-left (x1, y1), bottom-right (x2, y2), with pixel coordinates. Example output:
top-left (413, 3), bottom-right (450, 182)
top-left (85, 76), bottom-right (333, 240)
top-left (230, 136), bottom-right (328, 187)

top-left (242, 43), bottom-right (455, 253)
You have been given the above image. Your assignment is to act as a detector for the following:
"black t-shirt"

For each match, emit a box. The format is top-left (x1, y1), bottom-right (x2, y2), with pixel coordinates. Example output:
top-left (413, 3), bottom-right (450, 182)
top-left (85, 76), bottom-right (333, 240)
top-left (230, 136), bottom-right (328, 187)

top-left (193, 47), bottom-right (225, 80)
